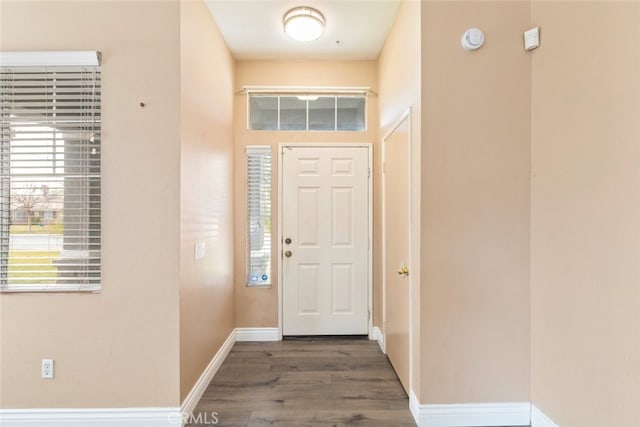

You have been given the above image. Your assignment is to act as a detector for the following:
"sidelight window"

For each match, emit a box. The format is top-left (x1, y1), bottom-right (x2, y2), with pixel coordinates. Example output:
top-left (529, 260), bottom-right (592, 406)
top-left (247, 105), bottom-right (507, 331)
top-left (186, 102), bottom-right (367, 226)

top-left (246, 146), bottom-right (271, 286)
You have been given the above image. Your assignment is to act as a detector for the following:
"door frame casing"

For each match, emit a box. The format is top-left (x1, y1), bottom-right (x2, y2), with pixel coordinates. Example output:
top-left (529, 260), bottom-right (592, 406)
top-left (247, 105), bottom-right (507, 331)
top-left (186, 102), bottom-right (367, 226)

top-left (277, 143), bottom-right (373, 339)
top-left (381, 108), bottom-right (413, 392)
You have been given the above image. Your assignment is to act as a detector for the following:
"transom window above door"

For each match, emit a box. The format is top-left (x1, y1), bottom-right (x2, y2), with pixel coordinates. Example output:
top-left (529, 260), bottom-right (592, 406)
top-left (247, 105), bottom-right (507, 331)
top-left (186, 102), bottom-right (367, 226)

top-left (248, 92), bottom-right (366, 132)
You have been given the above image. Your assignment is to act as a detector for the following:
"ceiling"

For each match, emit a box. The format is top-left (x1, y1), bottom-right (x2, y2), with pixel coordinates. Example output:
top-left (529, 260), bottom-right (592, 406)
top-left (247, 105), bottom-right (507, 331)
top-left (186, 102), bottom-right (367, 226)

top-left (204, 1), bottom-right (400, 60)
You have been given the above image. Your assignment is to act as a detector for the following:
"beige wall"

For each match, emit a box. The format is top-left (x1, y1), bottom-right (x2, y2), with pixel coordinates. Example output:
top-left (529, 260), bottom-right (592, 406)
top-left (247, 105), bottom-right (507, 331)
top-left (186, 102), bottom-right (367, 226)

top-left (233, 60), bottom-right (378, 328)
top-left (530, 2), bottom-right (640, 426)
top-left (0, 1), bottom-right (181, 408)
top-left (179, 1), bottom-right (235, 402)
top-left (420, 1), bottom-right (531, 403)
top-left (377, 0), bottom-right (422, 399)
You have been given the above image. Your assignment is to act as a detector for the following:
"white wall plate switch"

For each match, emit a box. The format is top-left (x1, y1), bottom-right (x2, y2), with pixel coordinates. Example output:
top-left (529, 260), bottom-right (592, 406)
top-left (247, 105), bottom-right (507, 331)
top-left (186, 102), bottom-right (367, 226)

top-left (194, 241), bottom-right (206, 260)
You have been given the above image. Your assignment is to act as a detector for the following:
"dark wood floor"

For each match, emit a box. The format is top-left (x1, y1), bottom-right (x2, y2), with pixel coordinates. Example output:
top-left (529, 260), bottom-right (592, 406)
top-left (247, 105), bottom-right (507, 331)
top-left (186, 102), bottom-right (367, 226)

top-left (189, 338), bottom-right (416, 426)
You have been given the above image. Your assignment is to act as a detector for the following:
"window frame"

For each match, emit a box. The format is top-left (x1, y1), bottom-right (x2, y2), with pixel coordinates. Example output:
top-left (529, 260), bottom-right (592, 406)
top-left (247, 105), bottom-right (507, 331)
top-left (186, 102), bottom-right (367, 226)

top-left (246, 145), bottom-right (272, 287)
top-left (1, 51), bottom-right (102, 293)
top-left (247, 91), bottom-right (367, 132)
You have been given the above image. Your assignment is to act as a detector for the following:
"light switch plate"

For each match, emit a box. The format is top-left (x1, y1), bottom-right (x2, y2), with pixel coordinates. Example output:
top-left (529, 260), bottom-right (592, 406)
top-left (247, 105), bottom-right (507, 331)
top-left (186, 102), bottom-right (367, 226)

top-left (194, 241), bottom-right (206, 260)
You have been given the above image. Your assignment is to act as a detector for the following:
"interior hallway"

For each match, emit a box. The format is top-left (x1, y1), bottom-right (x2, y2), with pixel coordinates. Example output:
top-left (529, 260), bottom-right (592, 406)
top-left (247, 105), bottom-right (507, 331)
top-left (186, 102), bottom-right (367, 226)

top-left (1, 1), bottom-right (639, 426)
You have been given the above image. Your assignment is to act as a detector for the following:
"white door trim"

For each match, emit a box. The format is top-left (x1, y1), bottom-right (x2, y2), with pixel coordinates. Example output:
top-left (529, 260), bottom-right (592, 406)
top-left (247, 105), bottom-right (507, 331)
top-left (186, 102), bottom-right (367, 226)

top-left (381, 108), bottom-right (413, 392)
top-left (277, 143), bottom-right (373, 339)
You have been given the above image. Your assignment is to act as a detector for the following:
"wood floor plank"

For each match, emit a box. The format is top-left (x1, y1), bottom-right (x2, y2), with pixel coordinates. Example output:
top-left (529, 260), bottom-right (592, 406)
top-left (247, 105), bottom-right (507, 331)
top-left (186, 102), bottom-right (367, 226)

top-left (188, 339), bottom-right (415, 426)
top-left (248, 410), bottom-right (416, 426)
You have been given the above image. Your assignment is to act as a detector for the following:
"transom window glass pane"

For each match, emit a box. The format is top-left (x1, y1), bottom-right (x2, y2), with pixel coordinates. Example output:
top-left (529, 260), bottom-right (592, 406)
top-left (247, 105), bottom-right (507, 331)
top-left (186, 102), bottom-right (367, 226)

top-left (308, 97), bottom-right (336, 131)
top-left (248, 93), bottom-right (365, 131)
top-left (279, 97), bottom-right (306, 131)
top-left (249, 96), bottom-right (278, 130)
top-left (337, 96), bottom-right (366, 131)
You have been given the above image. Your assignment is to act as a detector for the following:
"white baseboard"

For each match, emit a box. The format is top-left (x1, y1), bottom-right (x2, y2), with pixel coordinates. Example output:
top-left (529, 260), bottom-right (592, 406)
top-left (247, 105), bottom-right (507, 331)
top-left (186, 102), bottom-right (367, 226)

top-left (410, 392), bottom-right (531, 427)
top-left (0, 407), bottom-right (182, 426)
top-left (410, 390), bottom-right (421, 425)
top-left (532, 405), bottom-right (559, 427)
top-left (180, 329), bottom-right (236, 416)
top-left (235, 327), bottom-right (279, 341)
top-left (371, 326), bottom-right (385, 352)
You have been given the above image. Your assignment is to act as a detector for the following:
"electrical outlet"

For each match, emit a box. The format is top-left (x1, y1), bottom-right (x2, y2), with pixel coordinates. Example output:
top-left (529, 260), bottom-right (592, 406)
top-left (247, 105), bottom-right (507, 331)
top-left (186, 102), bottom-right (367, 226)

top-left (41, 359), bottom-right (54, 379)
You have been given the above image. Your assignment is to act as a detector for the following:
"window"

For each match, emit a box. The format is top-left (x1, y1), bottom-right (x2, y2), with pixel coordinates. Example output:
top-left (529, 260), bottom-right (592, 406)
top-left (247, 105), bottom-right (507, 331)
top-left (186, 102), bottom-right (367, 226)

top-left (249, 96), bottom-right (277, 130)
top-left (248, 93), bottom-right (366, 131)
top-left (279, 96), bottom-right (306, 131)
top-left (246, 146), bottom-right (271, 286)
top-left (336, 96), bottom-right (366, 131)
top-left (308, 96), bottom-right (336, 130)
top-left (13, 210), bottom-right (27, 221)
top-left (1, 51), bottom-right (101, 292)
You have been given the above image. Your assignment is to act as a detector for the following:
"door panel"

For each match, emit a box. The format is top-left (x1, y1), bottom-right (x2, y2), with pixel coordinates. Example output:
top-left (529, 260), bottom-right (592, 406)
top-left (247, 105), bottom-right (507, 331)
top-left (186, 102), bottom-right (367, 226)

top-left (282, 146), bottom-right (369, 336)
top-left (383, 114), bottom-right (411, 392)
top-left (298, 188), bottom-right (319, 245)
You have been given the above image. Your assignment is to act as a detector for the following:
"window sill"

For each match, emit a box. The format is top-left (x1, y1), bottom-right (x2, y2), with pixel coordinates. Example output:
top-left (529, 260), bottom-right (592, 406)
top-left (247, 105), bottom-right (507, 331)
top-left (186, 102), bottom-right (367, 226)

top-left (0, 284), bottom-right (101, 293)
top-left (246, 283), bottom-right (272, 288)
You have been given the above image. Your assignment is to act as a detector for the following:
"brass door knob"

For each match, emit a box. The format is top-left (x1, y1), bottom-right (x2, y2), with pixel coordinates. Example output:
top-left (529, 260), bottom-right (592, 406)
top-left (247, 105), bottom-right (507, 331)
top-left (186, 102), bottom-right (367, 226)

top-left (284, 250), bottom-right (292, 258)
top-left (284, 237), bottom-right (292, 244)
top-left (397, 266), bottom-right (409, 278)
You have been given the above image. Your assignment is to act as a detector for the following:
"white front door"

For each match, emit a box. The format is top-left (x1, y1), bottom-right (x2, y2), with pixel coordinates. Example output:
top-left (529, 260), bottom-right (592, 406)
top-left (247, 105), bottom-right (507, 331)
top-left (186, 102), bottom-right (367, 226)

top-left (281, 145), bottom-right (370, 335)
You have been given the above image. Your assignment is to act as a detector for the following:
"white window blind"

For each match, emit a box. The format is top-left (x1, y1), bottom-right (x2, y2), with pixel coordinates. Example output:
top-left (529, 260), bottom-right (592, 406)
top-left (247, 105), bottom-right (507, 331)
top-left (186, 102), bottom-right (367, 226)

top-left (1, 53), bottom-right (101, 292)
top-left (246, 146), bottom-right (271, 286)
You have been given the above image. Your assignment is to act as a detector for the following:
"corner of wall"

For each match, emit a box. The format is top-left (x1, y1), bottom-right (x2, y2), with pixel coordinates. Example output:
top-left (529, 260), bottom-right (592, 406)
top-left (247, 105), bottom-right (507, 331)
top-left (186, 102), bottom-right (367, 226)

top-left (178, 0), bottom-right (236, 403)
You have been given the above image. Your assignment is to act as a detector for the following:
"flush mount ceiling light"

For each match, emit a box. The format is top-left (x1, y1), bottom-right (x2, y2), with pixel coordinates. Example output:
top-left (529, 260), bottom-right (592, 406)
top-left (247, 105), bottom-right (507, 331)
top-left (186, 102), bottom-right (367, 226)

top-left (283, 6), bottom-right (325, 42)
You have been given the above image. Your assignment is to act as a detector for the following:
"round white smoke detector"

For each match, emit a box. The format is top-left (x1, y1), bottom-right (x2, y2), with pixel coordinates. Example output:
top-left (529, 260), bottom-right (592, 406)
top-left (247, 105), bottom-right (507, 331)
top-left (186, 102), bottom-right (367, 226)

top-left (461, 28), bottom-right (485, 51)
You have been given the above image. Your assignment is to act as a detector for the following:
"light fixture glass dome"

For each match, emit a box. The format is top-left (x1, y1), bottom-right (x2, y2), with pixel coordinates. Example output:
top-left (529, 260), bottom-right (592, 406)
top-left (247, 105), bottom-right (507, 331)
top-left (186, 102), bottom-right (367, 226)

top-left (283, 6), bottom-right (325, 42)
